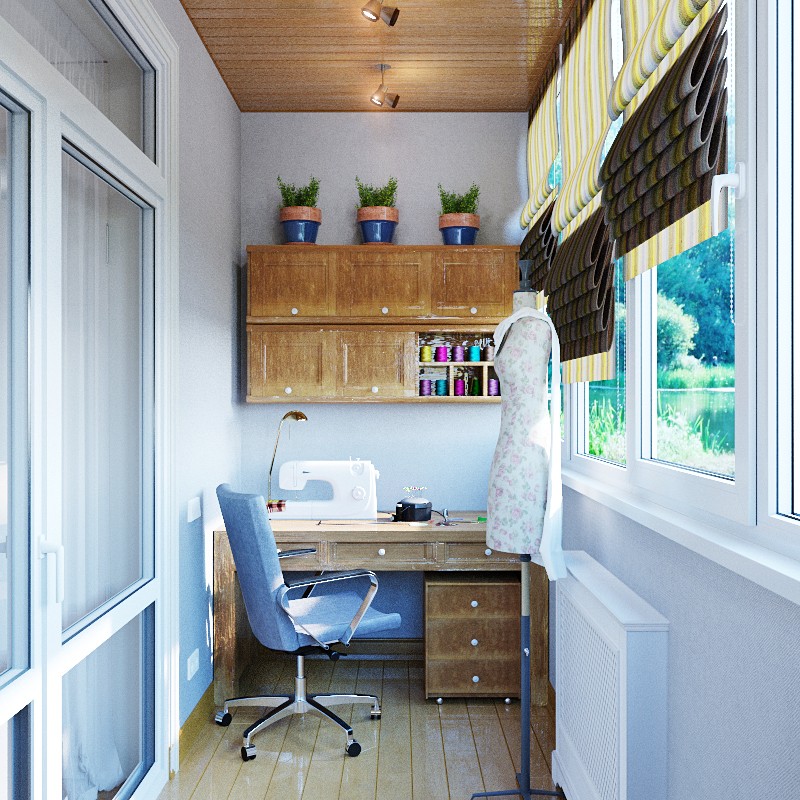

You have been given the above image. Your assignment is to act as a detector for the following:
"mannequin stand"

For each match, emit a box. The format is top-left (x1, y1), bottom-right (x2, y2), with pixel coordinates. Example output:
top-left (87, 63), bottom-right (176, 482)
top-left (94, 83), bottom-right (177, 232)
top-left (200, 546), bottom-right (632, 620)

top-left (471, 556), bottom-right (565, 800)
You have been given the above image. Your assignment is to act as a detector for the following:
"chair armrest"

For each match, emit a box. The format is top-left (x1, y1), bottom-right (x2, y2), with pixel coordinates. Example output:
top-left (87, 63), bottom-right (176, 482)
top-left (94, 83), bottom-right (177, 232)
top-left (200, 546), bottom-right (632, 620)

top-left (281, 570), bottom-right (379, 646)
top-left (277, 547), bottom-right (317, 560)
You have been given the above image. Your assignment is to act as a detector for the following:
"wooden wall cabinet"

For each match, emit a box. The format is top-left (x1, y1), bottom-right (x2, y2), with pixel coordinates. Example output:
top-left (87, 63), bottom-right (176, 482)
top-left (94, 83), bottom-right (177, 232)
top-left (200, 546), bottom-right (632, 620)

top-left (245, 245), bottom-right (518, 403)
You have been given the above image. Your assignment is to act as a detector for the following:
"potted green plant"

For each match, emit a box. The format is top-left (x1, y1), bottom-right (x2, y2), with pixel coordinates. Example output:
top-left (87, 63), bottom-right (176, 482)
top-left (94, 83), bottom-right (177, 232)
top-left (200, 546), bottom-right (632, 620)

top-left (277, 176), bottom-right (321, 244)
top-left (438, 182), bottom-right (480, 245)
top-left (355, 176), bottom-right (399, 244)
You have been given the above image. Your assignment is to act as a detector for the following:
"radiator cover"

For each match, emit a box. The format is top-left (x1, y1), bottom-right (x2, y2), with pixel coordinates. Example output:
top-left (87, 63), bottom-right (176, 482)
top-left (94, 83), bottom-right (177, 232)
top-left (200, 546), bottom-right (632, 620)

top-left (553, 552), bottom-right (668, 800)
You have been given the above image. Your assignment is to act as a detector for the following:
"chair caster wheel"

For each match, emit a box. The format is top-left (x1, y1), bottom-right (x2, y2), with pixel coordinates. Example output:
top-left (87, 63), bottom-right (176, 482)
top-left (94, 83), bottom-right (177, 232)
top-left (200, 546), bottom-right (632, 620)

top-left (504, 698), bottom-right (512, 705)
top-left (370, 709), bottom-right (381, 719)
top-left (241, 744), bottom-right (256, 762)
top-left (436, 697), bottom-right (443, 705)
top-left (346, 740), bottom-right (361, 757)
top-left (215, 711), bottom-right (232, 726)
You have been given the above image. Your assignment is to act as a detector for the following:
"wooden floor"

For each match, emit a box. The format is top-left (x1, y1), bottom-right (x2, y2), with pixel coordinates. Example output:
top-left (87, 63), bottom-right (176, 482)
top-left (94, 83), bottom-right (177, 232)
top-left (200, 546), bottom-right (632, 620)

top-left (158, 658), bottom-right (558, 800)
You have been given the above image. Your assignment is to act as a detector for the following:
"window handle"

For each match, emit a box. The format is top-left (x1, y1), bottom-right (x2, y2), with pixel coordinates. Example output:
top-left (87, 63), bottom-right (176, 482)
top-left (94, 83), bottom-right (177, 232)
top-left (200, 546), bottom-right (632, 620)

top-left (39, 537), bottom-right (64, 604)
top-left (711, 162), bottom-right (745, 237)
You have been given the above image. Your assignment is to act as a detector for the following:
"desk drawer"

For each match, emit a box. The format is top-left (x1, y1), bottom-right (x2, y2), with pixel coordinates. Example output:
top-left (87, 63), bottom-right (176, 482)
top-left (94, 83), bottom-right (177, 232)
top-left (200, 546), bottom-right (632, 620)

top-left (425, 618), bottom-right (519, 659)
top-left (276, 541), bottom-right (322, 569)
top-left (443, 543), bottom-right (518, 565)
top-left (425, 658), bottom-right (519, 698)
top-left (331, 541), bottom-right (432, 567)
top-left (425, 581), bottom-right (520, 619)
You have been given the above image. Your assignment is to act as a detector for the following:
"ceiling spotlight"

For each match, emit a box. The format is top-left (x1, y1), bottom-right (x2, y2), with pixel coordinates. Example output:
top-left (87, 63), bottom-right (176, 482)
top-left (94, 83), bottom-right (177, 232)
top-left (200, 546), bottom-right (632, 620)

top-left (370, 65), bottom-right (399, 109)
top-left (361, 0), bottom-right (400, 26)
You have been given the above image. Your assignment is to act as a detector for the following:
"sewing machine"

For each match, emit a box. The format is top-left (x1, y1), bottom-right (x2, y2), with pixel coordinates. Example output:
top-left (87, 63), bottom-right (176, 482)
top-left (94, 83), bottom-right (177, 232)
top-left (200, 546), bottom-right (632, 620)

top-left (276, 459), bottom-right (380, 519)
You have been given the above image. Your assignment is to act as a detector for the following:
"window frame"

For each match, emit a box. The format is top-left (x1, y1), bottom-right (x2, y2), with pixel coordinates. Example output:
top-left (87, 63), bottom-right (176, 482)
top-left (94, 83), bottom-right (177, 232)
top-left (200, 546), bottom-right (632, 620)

top-left (562, 0), bottom-right (800, 601)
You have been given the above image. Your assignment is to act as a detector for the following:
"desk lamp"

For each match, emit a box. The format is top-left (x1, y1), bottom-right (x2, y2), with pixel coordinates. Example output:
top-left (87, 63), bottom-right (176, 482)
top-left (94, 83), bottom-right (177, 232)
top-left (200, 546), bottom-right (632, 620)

top-left (267, 411), bottom-right (308, 512)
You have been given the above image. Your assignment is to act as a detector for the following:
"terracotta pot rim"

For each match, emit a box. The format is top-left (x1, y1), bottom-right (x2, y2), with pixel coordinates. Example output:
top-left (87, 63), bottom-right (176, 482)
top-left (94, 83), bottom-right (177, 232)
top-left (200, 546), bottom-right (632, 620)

top-left (439, 213), bottom-right (480, 230)
top-left (357, 205), bottom-right (399, 223)
top-left (280, 206), bottom-right (322, 223)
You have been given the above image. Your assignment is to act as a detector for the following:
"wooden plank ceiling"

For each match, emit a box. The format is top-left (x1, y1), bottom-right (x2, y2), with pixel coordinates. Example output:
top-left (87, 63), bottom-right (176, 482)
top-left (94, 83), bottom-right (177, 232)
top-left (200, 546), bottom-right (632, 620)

top-left (179, 0), bottom-right (577, 112)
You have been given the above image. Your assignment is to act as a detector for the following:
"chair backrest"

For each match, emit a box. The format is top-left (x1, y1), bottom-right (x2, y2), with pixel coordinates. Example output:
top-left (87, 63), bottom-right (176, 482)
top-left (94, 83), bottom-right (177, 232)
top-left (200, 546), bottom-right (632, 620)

top-left (216, 484), bottom-right (302, 652)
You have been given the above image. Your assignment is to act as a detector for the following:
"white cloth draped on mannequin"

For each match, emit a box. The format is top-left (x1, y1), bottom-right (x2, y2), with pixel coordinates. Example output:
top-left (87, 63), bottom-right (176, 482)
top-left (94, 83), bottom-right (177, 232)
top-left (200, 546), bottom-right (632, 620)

top-left (487, 301), bottom-right (566, 581)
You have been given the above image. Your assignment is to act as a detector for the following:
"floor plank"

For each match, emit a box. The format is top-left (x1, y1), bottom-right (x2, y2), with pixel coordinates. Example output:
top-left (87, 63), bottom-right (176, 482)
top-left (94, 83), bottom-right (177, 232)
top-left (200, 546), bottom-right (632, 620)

top-left (157, 659), bottom-right (557, 800)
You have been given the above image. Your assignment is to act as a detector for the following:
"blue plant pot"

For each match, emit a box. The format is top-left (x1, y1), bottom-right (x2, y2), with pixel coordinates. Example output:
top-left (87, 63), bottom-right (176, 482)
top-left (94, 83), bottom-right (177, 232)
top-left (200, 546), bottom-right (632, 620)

top-left (440, 225), bottom-right (479, 245)
top-left (281, 219), bottom-right (320, 244)
top-left (360, 219), bottom-right (397, 244)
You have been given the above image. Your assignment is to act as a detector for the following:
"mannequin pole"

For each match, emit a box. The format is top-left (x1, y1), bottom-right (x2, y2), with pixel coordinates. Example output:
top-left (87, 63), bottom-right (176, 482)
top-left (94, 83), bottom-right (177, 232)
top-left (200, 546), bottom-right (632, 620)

top-left (471, 556), bottom-right (565, 800)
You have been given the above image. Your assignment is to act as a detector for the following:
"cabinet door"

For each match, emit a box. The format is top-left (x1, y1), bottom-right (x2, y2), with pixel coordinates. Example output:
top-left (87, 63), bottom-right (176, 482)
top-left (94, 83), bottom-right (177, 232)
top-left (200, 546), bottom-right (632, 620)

top-left (337, 249), bottom-right (432, 317)
top-left (431, 248), bottom-right (516, 318)
top-left (247, 326), bottom-right (335, 399)
top-left (336, 330), bottom-right (417, 399)
top-left (247, 247), bottom-right (334, 319)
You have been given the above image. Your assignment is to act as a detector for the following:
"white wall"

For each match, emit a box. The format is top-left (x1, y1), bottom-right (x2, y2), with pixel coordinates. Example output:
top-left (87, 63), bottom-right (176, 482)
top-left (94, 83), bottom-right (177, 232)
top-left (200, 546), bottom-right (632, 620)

top-left (150, 0), bottom-right (243, 725)
top-left (556, 487), bottom-right (800, 800)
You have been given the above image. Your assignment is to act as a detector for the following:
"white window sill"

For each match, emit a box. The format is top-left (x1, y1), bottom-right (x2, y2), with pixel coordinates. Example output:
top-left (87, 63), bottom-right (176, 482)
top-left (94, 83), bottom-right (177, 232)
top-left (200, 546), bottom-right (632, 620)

top-left (562, 467), bottom-right (800, 606)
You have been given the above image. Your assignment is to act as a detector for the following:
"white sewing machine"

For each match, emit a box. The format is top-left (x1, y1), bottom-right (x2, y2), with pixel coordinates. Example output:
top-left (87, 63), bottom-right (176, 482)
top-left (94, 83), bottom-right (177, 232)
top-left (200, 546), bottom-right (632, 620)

top-left (276, 459), bottom-right (380, 519)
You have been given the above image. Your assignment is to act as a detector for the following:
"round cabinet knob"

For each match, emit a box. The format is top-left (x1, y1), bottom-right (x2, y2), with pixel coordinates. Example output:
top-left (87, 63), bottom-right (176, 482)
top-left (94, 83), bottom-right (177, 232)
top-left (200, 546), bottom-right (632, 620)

top-left (284, 387), bottom-right (292, 395)
top-left (470, 600), bottom-right (479, 608)
top-left (472, 675), bottom-right (480, 683)
top-left (470, 307), bottom-right (478, 315)
top-left (471, 638), bottom-right (479, 647)
top-left (484, 548), bottom-right (492, 556)
top-left (291, 307), bottom-right (299, 315)
top-left (378, 548), bottom-right (386, 556)
top-left (381, 307), bottom-right (389, 315)
top-left (371, 386), bottom-right (379, 394)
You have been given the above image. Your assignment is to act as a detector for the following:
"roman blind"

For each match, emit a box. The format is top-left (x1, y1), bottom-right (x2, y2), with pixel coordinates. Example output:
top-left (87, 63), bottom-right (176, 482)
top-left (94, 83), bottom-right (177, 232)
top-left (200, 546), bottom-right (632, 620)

top-left (520, 56), bottom-right (559, 229)
top-left (602, 0), bottom-right (727, 280)
top-left (545, 0), bottom-right (617, 382)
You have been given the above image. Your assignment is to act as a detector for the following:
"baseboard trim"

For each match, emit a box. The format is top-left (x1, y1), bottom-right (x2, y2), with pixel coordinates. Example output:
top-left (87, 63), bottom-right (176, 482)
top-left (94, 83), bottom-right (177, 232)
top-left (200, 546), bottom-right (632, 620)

top-left (179, 682), bottom-right (215, 762)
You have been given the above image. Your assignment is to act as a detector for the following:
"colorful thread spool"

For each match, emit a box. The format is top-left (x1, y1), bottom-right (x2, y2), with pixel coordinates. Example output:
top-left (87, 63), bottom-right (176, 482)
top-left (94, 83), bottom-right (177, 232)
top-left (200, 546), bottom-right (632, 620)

top-left (435, 379), bottom-right (448, 396)
top-left (470, 377), bottom-right (481, 395)
top-left (420, 345), bottom-right (433, 362)
top-left (468, 345), bottom-right (481, 361)
top-left (454, 378), bottom-right (466, 396)
top-left (419, 379), bottom-right (432, 396)
top-left (483, 345), bottom-right (495, 361)
top-left (434, 345), bottom-right (449, 362)
top-left (488, 378), bottom-right (500, 396)
top-left (452, 345), bottom-right (465, 362)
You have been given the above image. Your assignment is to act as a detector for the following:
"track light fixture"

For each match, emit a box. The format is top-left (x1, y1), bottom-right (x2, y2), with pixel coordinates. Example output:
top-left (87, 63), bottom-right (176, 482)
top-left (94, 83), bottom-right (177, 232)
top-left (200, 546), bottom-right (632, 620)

top-left (361, 0), bottom-right (400, 26)
top-left (370, 65), bottom-right (399, 108)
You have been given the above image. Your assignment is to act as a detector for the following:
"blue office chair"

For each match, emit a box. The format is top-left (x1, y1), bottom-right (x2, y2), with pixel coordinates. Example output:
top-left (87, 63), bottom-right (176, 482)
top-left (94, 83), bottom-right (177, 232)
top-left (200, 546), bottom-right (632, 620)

top-left (215, 484), bottom-right (402, 761)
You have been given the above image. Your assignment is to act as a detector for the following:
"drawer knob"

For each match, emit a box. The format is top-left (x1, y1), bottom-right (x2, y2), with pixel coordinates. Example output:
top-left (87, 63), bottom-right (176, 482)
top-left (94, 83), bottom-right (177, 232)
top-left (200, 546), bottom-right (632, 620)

top-left (472, 675), bottom-right (480, 683)
top-left (284, 387), bottom-right (292, 395)
top-left (381, 307), bottom-right (389, 315)
top-left (371, 386), bottom-right (379, 393)
top-left (470, 307), bottom-right (478, 315)
top-left (471, 638), bottom-right (479, 647)
top-left (470, 600), bottom-right (478, 608)
top-left (291, 307), bottom-right (299, 315)
top-left (484, 548), bottom-right (492, 556)
top-left (378, 548), bottom-right (386, 556)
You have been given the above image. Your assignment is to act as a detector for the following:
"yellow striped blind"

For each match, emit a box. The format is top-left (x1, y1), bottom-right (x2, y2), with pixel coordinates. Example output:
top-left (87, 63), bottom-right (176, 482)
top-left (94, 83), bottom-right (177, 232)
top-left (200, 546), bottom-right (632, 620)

top-left (520, 58), bottom-right (559, 230)
top-left (550, 0), bottom-right (613, 238)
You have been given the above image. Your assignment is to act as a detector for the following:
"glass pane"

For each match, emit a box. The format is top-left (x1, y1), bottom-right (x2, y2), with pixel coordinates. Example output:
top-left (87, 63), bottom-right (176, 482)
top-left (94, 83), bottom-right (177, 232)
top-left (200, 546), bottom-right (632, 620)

top-left (0, 96), bottom-right (30, 678)
top-left (62, 606), bottom-right (154, 800)
top-left (0, 707), bottom-right (31, 799)
top-left (61, 149), bottom-right (150, 631)
top-left (1, 0), bottom-right (155, 158)
top-left (586, 259), bottom-right (627, 464)
top-left (652, 230), bottom-right (735, 477)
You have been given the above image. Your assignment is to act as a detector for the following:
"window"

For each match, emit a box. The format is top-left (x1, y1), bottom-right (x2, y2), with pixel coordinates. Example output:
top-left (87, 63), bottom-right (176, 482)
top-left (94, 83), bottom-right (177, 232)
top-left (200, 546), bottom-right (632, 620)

top-left (1, 0), bottom-right (156, 158)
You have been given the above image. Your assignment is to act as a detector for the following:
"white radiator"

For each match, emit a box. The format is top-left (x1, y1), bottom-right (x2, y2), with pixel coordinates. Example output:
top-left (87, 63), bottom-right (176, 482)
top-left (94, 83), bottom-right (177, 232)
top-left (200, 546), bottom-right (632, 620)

top-left (553, 552), bottom-right (668, 800)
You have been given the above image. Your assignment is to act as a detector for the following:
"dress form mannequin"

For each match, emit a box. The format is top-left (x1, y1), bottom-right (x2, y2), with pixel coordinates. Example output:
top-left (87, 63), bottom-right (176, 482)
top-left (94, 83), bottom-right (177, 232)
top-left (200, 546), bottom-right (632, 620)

top-left (486, 292), bottom-right (565, 581)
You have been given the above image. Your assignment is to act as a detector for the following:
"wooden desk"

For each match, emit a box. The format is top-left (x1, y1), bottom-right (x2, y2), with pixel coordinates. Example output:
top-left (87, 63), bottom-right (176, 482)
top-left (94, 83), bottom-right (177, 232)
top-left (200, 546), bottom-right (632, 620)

top-left (213, 514), bottom-right (549, 705)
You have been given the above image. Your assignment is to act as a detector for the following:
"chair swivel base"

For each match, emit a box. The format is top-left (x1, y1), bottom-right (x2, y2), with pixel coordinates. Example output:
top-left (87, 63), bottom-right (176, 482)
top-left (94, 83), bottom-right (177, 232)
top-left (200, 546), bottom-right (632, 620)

top-left (215, 657), bottom-right (381, 761)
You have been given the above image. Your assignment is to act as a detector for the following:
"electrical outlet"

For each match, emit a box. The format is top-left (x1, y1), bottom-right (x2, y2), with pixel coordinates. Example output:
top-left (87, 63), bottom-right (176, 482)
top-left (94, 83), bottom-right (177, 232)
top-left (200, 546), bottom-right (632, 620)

top-left (187, 496), bottom-right (201, 523)
top-left (187, 648), bottom-right (199, 681)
